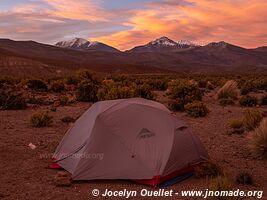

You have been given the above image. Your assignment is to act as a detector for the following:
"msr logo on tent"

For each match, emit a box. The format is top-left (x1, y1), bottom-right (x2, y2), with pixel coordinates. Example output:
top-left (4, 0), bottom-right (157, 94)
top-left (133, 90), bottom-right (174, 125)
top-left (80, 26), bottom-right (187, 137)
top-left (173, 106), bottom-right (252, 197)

top-left (139, 128), bottom-right (156, 139)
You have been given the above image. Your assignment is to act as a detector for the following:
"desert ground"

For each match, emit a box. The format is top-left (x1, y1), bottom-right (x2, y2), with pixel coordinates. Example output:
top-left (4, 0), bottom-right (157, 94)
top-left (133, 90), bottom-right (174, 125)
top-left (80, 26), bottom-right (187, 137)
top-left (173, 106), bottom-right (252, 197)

top-left (0, 84), bottom-right (266, 200)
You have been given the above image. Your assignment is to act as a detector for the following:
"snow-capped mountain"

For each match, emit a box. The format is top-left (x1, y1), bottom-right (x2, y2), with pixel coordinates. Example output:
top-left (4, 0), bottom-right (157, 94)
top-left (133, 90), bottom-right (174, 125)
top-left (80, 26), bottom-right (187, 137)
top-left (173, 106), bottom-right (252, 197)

top-left (150, 36), bottom-right (177, 46)
top-left (55, 38), bottom-right (120, 53)
top-left (128, 36), bottom-right (197, 53)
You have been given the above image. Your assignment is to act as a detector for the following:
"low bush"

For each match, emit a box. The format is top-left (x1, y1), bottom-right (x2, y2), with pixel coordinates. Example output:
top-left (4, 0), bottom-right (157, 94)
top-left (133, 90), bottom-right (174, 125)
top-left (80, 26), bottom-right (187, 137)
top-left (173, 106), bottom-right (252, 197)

top-left (236, 172), bottom-right (254, 185)
top-left (216, 80), bottom-right (239, 100)
top-left (97, 84), bottom-right (135, 101)
top-left (0, 90), bottom-right (26, 110)
top-left (65, 76), bottom-right (79, 85)
top-left (59, 96), bottom-right (69, 106)
top-left (229, 120), bottom-right (243, 129)
top-left (168, 80), bottom-right (202, 110)
top-left (50, 80), bottom-right (65, 93)
top-left (144, 78), bottom-right (169, 91)
top-left (249, 118), bottom-right (267, 159)
top-left (239, 95), bottom-right (257, 107)
top-left (194, 162), bottom-right (222, 178)
top-left (76, 80), bottom-right (99, 102)
top-left (77, 70), bottom-right (99, 84)
top-left (135, 84), bottom-right (154, 100)
top-left (30, 112), bottom-right (53, 127)
top-left (168, 100), bottom-right (184, 112)
top-left (26, 79), bottom-right (47, 91)
top-left (184, 101), bottom-right (209, 117)
top-left (242, 109), bottom-right (263, 131)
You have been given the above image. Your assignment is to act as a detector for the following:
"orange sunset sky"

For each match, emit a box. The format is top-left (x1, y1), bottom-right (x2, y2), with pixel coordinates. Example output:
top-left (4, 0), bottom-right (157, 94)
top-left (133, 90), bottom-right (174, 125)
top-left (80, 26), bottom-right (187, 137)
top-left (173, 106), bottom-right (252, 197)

top-left (0, 0), bottom-right (267, 50)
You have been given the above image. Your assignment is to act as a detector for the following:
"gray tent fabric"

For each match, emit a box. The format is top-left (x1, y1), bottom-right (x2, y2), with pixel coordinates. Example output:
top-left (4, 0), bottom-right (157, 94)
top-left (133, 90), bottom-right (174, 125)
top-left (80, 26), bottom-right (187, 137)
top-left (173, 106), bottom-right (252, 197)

top-left (53, 98), bottom-right (208, 181)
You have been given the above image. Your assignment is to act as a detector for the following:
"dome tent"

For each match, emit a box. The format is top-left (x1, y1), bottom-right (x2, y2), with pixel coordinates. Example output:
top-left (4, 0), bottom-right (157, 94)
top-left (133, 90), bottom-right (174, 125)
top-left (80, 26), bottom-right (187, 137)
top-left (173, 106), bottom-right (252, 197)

top-left (52, 98), bottom-right (208, 186)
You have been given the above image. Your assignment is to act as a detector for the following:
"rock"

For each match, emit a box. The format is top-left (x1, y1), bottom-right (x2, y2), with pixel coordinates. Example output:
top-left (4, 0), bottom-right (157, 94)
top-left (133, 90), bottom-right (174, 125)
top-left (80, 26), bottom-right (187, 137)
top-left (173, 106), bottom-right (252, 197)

top-left (54, 171), bottom-right (72, 187)
top-left (61, 116), bottom-right (75, 123)
top-left (28, 143), bottom-right (36, 150)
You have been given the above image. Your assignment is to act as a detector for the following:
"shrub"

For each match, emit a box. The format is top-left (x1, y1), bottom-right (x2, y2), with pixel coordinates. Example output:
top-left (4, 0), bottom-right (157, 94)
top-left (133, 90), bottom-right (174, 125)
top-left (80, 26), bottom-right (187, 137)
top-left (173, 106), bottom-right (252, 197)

top-left (249, 118), bottom-right (267, 159)
top-left (146, 78), bottom-right (168, 90)
top-left (65, 76), bottom-right (79, 85)
top-left (168, 80), bottom-right (202, 110)
top-left (76, 80), bottom-right (99, 102)
top-left (169, 81), bottom-right (202, 103)
top-left (97, 84), bottom-right (135, 101)
top-left (30, 112), bottom-right (53, 127)
top-left (229, 120), bottom-right (243, 129)
top-left (77, 70), bottom-right (99, 84)
top-left (219, 98), bottom-right (235, 106)
top-left (239, 95), bottom-right (257, 107)
top-left (194, 162), bottom-right (222, 178)
top-left (50, 80), bottom-right (65, 93)
top-left (184, 101), bottom-right (209, 117)
top-left (242, 109), bottom-right (263, 131)
top-left (135, 84), bottom-right (154, 100)
top-left (0, 90), bottom-right (26, 110)
top-left (216, 80), bottom-right (239, 100)
top-left (236, 172), bottom-right (254, 185)
top-left (209, 176), bottom-right (231, 200)
top-left (59, 96), bottom-right (69, 106)
top-left (26, 79), bottom-right (47, 91)
top-left (261, 95), bottom-right (267, 105)
top-left (168, 100), bottom-right (184, 112)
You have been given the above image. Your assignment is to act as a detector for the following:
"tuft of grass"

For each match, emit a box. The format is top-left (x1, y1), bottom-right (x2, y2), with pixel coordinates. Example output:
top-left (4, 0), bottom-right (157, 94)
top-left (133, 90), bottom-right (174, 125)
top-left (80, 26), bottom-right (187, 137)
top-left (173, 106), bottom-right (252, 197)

top-left (209, 176), bottom-right (232, 200)
top-left (216, 80), bottom-right (239, 100)
top-left (229, 120), bottom-right (243, 129)
top-left (30, 112), bottom-right (53, 127)
top-left (249, 118), bottom-right (267, 159)
top-left (184, 101), bottom-right (209, 117)
top-left (26, 79), bottom-right (47, 91)
top-left (236, 172), bottom-right (254, 185)
top-left (239, 95), bottom-right (257, 107)
top-left (194, 162), bottom-right (222, 178)
top-left (242, 109), bottom-right (263, 131)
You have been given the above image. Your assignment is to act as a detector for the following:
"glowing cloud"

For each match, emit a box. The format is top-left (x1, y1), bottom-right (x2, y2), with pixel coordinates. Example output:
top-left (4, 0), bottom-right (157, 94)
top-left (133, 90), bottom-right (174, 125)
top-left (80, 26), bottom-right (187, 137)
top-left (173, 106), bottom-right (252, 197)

top-left (0, 0), bottom-right (267, 49)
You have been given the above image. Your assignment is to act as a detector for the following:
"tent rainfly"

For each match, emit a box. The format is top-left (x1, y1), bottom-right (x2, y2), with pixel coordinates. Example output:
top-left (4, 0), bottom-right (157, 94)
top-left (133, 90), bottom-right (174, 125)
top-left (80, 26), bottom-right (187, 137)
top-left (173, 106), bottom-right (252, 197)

top-left (51, 98), bottom-right (208, 186)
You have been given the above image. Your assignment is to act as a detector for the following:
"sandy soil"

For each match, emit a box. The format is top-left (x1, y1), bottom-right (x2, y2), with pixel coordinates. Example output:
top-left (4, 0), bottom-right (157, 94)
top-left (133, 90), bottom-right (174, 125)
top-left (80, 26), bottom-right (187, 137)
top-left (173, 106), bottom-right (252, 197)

top-left (0, 91), bottom-right (266, 200)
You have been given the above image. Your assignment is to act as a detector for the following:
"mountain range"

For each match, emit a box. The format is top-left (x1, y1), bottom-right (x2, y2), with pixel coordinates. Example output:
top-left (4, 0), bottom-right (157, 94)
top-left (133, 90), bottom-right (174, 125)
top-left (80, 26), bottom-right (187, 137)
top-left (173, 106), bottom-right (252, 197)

top-left (0, 36), bottom-right (267, 77)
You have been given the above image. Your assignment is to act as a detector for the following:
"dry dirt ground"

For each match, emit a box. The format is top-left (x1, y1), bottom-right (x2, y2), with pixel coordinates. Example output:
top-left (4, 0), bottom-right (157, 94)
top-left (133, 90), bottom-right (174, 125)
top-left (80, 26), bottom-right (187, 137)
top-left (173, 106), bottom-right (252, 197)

top-left (0, 91), bottom-right (266, 200)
